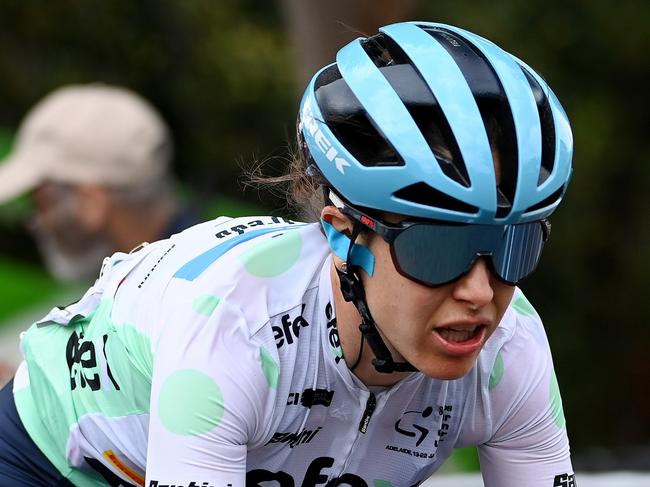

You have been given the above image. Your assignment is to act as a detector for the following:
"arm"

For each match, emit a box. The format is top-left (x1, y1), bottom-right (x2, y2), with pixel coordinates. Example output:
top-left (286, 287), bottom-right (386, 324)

top-left (145, 298), bottom-right (278, 485)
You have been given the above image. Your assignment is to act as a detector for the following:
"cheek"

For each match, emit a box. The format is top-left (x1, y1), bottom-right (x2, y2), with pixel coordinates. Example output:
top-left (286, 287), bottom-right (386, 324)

top-left (493, 283), bottom-right (516, 318)
top-left (365, 236), bottom-right (404, 292)
top-left (362, 238), bottom-right (400, 302)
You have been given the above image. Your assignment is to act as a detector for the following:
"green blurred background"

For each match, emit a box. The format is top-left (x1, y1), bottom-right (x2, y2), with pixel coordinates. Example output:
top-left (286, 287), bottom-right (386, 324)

top-left (0, 0), bottom-right (648, 471)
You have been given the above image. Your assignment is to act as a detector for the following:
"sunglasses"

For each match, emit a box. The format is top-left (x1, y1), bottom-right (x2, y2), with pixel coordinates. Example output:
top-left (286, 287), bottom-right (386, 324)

top-left (329, 191), bottom-right (550, 286)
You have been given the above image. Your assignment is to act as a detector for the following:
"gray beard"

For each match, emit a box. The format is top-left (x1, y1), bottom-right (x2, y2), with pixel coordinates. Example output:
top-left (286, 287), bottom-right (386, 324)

top-left (34, 229), bottom-right (113, 283)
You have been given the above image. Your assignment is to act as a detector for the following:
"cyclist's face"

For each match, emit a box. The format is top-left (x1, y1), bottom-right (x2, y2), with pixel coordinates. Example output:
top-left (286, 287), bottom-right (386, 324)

top-left (323, 201), bottom-right (516, 382)
top-left (359, 221), bottom-right (515, 380)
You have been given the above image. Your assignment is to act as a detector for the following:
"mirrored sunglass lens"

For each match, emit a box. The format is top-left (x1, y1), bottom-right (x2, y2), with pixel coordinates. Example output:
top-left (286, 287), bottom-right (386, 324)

top-left (392, 225), bottom-right (480, 285)
top-left (492, 223), bottom-right (545, 284)
top-left (392, 223), bottom-right (545, 286)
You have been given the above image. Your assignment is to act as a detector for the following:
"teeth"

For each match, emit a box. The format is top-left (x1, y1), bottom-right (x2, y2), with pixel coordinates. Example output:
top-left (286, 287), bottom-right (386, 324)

top-left (437, 326), bottom-right (479, 343)
top-left (449, 325), bottom-right (477, 333)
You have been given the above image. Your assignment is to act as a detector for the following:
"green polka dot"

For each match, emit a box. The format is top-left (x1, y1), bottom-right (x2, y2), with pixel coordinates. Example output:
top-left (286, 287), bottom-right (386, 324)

top-left (240, 232), bottom-right (302, 277)
top-left (260, 347), bottom-right (279, 389)
top-left (192, 294), bottom-right (222, 316)
top-left (550, 370), bottom-right (566, 429)
top-left (374, 481), bottom-right (395, 487)
top-left (489, 352), bottom-right (505, 390)
top-left (158, 369), bottom-right (224, 435)
top-left (512, 295), bottom-right (537, 316)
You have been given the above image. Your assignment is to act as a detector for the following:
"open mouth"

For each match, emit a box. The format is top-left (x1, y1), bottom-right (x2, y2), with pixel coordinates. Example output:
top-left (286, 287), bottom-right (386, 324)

top-left (436, 325), bottom-right (486, 343)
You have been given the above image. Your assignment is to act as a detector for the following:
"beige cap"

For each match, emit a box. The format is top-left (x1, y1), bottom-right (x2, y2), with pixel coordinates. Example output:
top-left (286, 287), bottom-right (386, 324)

top-left (0, 84), bottom-right (172, 204)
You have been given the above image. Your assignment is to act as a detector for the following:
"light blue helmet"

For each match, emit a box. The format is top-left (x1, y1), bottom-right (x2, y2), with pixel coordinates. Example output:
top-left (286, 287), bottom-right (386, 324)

top-left (298, 22), bottom-right (573, 224)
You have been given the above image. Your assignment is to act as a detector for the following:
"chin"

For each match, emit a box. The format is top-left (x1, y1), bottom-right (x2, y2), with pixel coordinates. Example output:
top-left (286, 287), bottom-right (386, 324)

top-left (415, 358), bottom-right (477, 381)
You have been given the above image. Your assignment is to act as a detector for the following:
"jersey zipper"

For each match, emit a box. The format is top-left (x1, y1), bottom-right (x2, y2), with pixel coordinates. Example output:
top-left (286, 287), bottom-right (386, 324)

top-left (335, 390), bottom-right (391, 480)
top-left (358, 392), bottom-right (376, 434)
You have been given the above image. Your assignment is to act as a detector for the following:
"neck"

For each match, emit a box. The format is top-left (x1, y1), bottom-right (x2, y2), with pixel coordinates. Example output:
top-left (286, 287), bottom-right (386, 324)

top-left (330, 260), bottom-right (414, 387)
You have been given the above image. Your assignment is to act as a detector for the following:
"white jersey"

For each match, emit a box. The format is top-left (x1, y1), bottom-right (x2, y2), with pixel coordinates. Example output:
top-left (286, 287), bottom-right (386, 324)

top-left (13, 216), bottom-right (574, 487)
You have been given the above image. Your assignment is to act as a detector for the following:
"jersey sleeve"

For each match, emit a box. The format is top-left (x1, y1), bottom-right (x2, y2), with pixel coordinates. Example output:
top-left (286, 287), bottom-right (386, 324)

top-left (145, 291), bottom-right (279, 486)
top-left (477, 300), bottom-right (575, 487)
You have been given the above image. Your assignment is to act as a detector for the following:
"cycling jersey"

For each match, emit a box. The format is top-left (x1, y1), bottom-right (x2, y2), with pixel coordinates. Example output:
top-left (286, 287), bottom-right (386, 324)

top-left (12, 216), bottom-right (574, 487)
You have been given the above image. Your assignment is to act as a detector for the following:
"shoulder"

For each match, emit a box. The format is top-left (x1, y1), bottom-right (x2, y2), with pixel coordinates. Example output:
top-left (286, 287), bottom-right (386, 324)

top-left (477, 289), bottom-right (552, 392)
top-left (111, 216), bottom-right (329, 332)
top-left (142, 217), bottom-right (333, 447)
top-left (174, 216), bottom-right (330, 334)
top-left (465, 289), bottom-right (567, 442)
top-left (457, 292), bottom-right (574, 479)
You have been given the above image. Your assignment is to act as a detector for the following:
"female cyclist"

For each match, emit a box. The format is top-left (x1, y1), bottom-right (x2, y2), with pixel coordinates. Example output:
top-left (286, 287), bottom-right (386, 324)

top-left (0, 21), bottom-right (575, 487)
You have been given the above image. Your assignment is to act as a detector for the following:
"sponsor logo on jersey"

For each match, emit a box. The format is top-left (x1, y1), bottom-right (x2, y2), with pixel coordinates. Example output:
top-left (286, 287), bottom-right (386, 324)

top-left (273, 304), bottom-right (310, 349)
top-left (214, 216), bottom-right (296, 239)
top-left (553, 473), bottom-right (576, 487)
top-left (247, 456), bottom-right (422, 487)
top-left (287, 388), bottom-right (334, 408)
top-left (175, 218), bottom-right (302, 282)
top-left (394, 406), bottom-right (434, 447)
top-left (385, 404), bottom-right (453, 459)
top-left (266, 427), bottom-right (322, 448)
top-left (301, 98), bottom-right (351, 175)
top-left (66, 331), bottom-right (120, 392)
top-left (325, 302), bottom-right (343, 364)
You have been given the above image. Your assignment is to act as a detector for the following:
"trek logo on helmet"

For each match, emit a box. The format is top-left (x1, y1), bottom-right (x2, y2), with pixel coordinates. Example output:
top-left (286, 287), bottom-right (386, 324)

top-left (300, 97), bottom-right (350, 174)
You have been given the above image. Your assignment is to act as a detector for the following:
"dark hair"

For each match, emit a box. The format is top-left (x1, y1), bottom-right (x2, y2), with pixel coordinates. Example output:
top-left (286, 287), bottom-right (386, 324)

top-left (244, 144), bottom-right (327, 222)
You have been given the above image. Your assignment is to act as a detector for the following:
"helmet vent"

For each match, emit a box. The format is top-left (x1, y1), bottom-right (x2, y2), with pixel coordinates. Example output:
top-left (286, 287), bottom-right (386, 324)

top-left (363, 31), bottom-right (471, 187)
top-left (361, 33), bottom-right (410, 67)
top-left (315, 66), bottom-right (403, 167)
top-left (328, 112), bottom-right (404, 167)
top-left (421, 26), bottom-right (503, 97)
top-left (422, 26), bottom-right (519, 217)
top-left (519, 66), bottom-right (556, 186)
top-left (407, 104), bottom-right (471, 187)
top-left (315, 64), bottom-right (343, 90)
top-left (524, 186), bottom-right (564, 214)
top-left (393, 182), bottom-right (479, 214)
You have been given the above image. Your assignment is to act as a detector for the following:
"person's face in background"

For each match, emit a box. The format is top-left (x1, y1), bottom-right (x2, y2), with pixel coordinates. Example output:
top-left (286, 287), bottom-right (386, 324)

top-left (28, 181), bottom-right (112, 282)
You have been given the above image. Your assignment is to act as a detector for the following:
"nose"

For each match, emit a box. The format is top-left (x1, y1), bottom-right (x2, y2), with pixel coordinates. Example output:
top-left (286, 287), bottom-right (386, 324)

top-left (451, 257), bottom-right (494, 309)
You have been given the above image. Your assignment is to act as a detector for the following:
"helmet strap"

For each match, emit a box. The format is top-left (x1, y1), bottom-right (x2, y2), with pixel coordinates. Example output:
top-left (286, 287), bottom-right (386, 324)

top-left (336, 223), bottom-right (417, 374)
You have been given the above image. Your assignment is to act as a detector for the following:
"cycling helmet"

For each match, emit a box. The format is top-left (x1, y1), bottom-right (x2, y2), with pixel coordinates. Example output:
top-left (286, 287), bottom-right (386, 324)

top-left (298, 21), bottom-right (573, 224)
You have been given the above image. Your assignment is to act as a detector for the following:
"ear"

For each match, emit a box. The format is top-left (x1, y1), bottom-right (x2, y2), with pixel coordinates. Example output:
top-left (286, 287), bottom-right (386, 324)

top-left (321, 205), bottom-right (354, 236)
top-left (73, 184), bottom-right (111, 232)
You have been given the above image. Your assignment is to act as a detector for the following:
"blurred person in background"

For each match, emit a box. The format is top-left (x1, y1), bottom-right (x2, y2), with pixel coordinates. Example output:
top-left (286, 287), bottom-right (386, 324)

top-left (0, 84), bottom-right (198, 387)
top-left (0, 83), bottom-right (198, 283)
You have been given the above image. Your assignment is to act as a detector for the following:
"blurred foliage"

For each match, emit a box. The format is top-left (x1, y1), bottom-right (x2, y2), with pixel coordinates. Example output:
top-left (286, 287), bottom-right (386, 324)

top-left (0, 256), bottom-right (70, 321)
top-left (0, 127), bottom-right (12, 157)
top-left (0, 0), bottom-right (648, 458)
